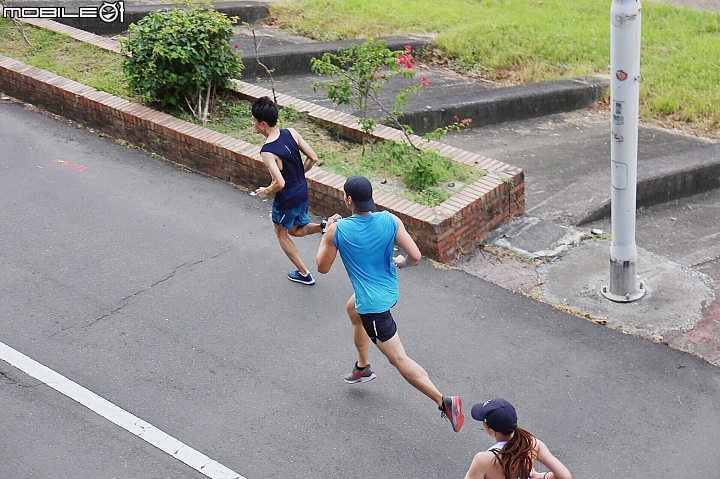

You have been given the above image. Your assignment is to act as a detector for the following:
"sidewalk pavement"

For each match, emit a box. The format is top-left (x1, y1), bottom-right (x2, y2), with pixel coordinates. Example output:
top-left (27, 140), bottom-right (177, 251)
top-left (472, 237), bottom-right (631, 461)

top-left (4, 0), bottom-right (719, 367)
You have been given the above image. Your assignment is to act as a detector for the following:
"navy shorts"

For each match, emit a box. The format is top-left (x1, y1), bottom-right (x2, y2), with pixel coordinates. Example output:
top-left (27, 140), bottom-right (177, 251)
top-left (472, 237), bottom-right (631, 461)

top-left (272, 200), bottom-right (311, 230)
top-left (358, 310), bottom-right (398, 344)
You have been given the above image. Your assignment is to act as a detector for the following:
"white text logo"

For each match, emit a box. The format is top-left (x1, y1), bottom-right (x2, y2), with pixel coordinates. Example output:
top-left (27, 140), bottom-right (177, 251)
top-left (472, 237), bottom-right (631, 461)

top-left (3, 1), bottom-right (125, 23)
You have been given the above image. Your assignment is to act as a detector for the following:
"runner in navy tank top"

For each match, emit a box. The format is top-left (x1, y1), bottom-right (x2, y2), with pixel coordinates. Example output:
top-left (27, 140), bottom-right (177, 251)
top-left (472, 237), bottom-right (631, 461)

top-left (252, 97), bottom-right (336, 285)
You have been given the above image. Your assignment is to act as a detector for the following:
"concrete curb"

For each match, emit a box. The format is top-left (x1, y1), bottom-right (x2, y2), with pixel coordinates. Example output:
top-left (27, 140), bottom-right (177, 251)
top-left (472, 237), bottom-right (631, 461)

top-left (239, 35), bottom-right (432, 78)
top-left (399, 76), bottom-right (609, 133)
top-left (529, 142), bottom-right (720, 225)
top-left (21, 1), bottom-right (271, 35)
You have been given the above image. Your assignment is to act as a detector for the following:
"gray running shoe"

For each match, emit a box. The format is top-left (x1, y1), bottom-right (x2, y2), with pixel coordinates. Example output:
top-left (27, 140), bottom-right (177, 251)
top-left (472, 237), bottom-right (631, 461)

top-left (343, 363), bottom-right (377, 384)
top-left (439, 395), bottom-right (464, 433)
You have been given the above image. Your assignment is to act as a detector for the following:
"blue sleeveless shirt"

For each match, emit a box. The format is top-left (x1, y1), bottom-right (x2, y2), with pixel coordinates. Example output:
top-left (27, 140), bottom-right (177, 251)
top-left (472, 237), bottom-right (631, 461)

top-left (260, 129), bottom-right (308, 210)
top-left (333, 211), bottom-right (399, 314)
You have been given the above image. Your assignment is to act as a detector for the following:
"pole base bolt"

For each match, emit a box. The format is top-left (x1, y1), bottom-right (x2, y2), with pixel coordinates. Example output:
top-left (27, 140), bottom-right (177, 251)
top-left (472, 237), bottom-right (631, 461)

top-left (600, 280), bottom-right (646, 303)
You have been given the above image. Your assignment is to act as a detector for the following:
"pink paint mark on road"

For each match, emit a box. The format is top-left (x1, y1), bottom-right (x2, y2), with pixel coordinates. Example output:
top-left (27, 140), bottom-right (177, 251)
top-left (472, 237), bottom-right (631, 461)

top-left (58, 160), bottom-right (86, 172)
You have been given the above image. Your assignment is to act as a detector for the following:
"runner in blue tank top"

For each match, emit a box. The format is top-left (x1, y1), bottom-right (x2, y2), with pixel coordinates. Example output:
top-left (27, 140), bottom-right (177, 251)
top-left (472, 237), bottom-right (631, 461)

top-left (316, 175), bottom-right (465, 433)
top-left (252, 97), bottom-right (333, 285)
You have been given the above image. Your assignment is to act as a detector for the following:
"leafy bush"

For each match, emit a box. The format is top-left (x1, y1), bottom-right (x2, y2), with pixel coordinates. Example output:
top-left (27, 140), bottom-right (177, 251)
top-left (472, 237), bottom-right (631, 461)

top-left (119, 7), bottom-right (243, 121)
top-left (404, 156), bottom-right (444, 191)
top-left (370, 141), bottom-right (474, 193)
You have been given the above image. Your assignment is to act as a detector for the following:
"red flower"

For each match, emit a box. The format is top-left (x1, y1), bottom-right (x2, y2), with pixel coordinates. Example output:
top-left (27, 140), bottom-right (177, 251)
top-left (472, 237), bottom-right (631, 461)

top-left (234, 44), bottom-right (239, 49)
top-left (396, 53), bottom-right (414, 69)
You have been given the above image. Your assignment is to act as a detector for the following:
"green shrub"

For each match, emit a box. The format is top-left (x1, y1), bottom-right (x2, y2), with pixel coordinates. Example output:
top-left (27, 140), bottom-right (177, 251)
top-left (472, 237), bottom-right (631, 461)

top-left (310, 38), bottom-right (415, 146)
top-left (403, 155), bottom-right (444, 191)
top-left (119, 7), bottom-right (243, 121)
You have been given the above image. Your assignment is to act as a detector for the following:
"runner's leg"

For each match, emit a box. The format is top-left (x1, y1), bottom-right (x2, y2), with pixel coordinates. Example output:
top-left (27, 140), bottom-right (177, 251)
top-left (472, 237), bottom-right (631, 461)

top-left (375, 333), bottom-right (443, 406)
top-left (274, 222), bottom-right (310, 275)
top-left (288, 223), bottom-right (321, 237)
top-left (346, 295), bottom-right (371, 368)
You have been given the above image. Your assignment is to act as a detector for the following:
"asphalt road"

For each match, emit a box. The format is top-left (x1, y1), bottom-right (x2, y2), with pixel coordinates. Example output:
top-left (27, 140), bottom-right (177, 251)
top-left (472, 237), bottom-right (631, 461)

top-left (2, 100), bottom-right (720, 478)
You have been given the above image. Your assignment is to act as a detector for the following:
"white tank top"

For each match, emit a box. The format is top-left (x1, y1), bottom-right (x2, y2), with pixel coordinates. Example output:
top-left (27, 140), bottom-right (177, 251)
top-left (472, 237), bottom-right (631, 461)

top-left (486, 441), bottom-right (531, 479)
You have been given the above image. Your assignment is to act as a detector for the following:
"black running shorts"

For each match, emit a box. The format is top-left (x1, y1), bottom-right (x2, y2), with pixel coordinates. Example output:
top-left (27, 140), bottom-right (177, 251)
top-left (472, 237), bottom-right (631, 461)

top-left (358, 310), bottom-right (398, 344)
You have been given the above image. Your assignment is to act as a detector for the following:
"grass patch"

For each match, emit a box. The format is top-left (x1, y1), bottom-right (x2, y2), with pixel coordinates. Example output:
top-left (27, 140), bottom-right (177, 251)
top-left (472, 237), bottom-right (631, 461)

top-left (271, 0), bottom-right (720, 136)
top-left (0, 17), bottom-right (482, 206)
top-left (0, 19), bottom-right (131, 98)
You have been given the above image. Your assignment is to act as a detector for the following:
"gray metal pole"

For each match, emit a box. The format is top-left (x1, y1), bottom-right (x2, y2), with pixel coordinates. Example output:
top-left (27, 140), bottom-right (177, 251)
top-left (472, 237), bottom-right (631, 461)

top-left (601, 0), bottom-right (646, 302)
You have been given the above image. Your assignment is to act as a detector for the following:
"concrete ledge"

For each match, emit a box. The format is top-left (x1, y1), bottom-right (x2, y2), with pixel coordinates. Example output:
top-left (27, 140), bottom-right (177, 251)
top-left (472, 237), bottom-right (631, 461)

top-left (240, 35), bottom-right (431, 78)
top-left (10, 16), bottom-right (125, 52)
top-left (399, 76), bottom-right (609, 133)
top-left (0, 53), bottom-right (525, 262)
top-left (7, 1), bottom-right (271, 35)
top-left (531, 142), bottom-right (720, 226)
top-left (636, 143), bottom-right (720, 205)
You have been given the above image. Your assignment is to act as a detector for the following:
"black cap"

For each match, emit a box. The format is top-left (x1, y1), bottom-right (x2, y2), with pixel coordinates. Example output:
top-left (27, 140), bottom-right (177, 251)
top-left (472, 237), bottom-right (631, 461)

top-left (344, 175), bottom-right (376, 212)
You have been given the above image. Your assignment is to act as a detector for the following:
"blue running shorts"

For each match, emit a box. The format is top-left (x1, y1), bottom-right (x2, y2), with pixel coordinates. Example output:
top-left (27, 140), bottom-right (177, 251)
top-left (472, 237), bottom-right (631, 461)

top-left (272, 200), bottom-right (311, 230)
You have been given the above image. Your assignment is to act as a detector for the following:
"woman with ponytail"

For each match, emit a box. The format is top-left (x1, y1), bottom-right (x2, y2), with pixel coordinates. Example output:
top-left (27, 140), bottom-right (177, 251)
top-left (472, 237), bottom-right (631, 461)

top-left (463, 398), bottom-right (571, 479)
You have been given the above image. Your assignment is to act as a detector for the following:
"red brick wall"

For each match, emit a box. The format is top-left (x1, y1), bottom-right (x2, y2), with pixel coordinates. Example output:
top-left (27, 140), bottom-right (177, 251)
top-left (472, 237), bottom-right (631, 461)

top-left (0, 55), bottom-right (524, 262)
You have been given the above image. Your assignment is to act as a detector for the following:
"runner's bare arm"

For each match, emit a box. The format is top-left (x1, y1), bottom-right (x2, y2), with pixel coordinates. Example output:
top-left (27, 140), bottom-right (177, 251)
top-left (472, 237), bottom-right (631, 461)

top-left (289, 128), bottom-right (319, 172)
top-left (316, 222), bottom-right (339, 274)
top-left (256, 151), bottom-right (285, 197)
top-left (532, 440), bottom-right (572, 479)
top-left (392, 214), bottom-right (422, 268)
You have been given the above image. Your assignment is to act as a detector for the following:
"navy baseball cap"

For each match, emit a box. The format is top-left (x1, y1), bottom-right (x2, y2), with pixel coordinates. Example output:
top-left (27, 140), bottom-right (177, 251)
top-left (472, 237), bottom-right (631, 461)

top-left (344, 175), bottom-right (376, 212)
top-left (471, 398), bottom-right (517, 434)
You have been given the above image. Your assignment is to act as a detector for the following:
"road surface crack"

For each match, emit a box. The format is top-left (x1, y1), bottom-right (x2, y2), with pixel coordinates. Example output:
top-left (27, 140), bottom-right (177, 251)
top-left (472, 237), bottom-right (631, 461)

top-left (48, 246), bottom-right (233, 336)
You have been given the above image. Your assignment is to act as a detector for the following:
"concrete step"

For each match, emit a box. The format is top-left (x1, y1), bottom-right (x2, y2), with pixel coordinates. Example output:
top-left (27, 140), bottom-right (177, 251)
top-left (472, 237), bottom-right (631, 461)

top-left (240, 70), bottom-right (608, 136)
top-left (9, 1), bottom-right (271, 35)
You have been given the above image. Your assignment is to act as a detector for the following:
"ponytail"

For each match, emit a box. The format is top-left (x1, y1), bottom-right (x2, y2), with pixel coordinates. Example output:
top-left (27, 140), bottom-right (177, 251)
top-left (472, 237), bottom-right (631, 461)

top-left (496, 426), bottom-right (536, 479)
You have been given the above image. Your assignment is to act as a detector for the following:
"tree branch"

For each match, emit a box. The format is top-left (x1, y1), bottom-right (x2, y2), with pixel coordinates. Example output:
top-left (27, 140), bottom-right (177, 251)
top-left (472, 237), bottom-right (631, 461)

top-left (367, 90), bottom-right (421, 151)
top-left (247, 25), bottom-right (277, 105)
top-left (1, 2), bottom-right (33, 46)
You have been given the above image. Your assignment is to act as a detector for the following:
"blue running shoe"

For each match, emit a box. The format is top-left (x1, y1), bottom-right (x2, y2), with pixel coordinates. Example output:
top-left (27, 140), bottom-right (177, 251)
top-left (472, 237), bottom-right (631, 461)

top-left (287, 270), bottom-right (315, 285)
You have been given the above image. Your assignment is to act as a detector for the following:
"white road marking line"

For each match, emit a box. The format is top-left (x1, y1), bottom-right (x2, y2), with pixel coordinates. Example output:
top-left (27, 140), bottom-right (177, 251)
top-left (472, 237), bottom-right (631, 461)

top-left (0, 340), bottom-right (245, 479)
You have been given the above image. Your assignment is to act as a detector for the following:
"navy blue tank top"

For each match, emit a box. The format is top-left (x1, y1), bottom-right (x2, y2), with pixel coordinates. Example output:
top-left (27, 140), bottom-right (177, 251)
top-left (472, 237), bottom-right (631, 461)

top-left (260, 129), bottom-right (308, 210)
